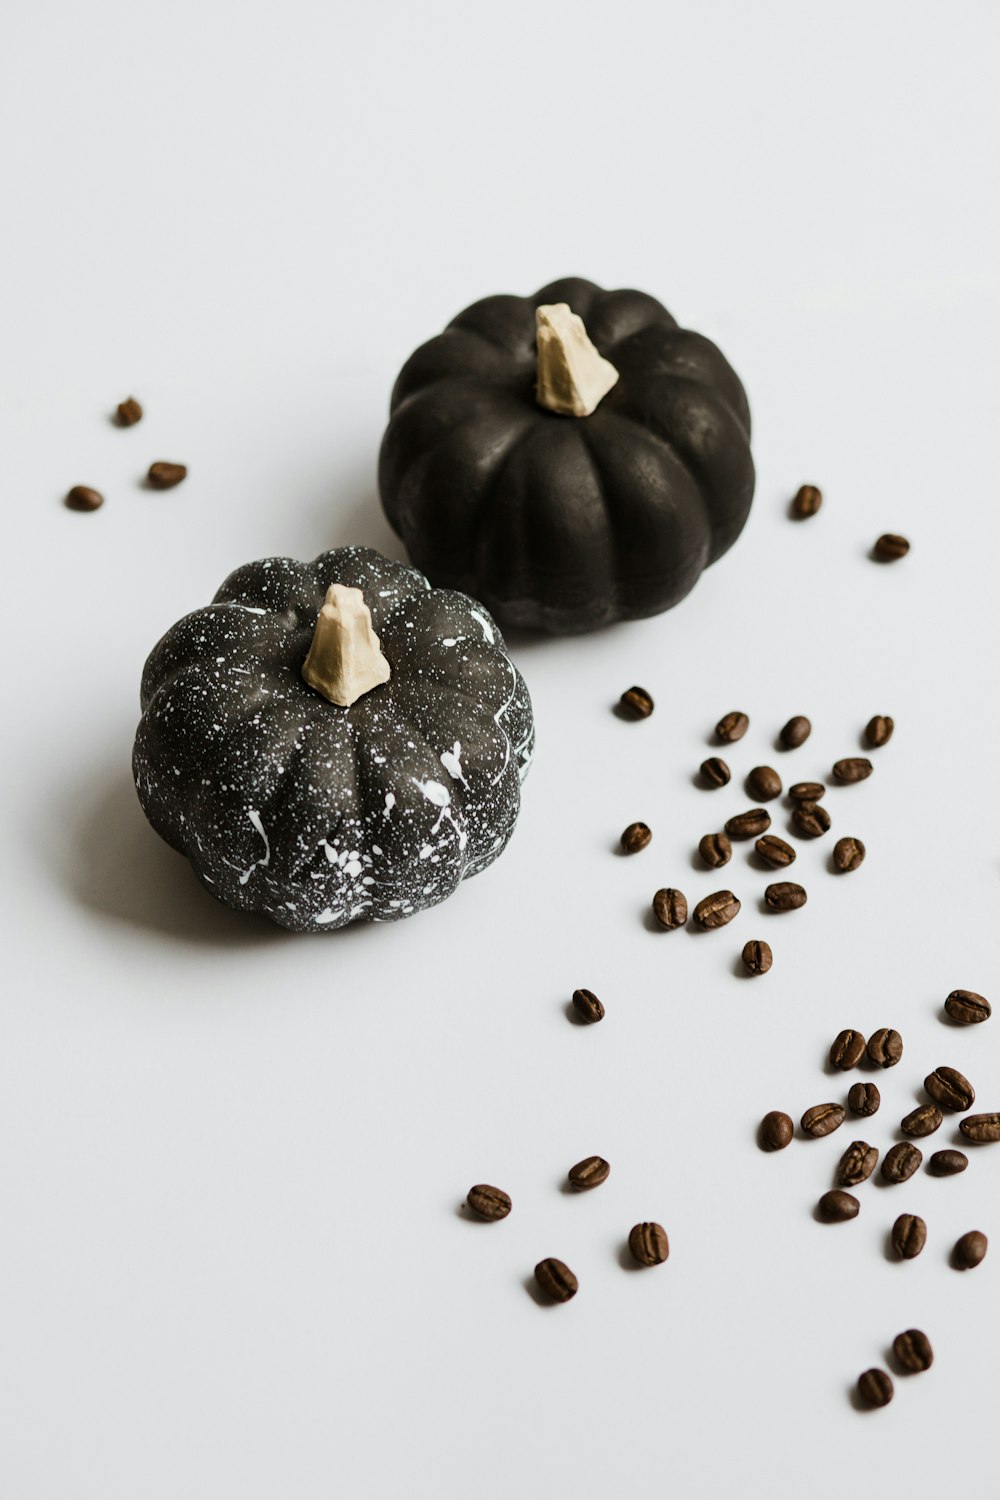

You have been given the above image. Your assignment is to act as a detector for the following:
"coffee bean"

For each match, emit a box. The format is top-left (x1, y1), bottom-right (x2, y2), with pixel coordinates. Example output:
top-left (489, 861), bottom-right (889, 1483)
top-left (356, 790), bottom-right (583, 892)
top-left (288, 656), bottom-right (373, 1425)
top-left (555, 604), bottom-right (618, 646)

top-left (619, 685), bottom-right (653, 719)
top-left (759, 1110), bottom-right (793, 1150)
top-left (873, 533), bottom-right (910, 561)
top-left (832, 757), bottom-right (873, 784)
top-left (867, 1028), bottom-right (903, 1069)
top-left (791, 801), bottom-right (831, 839)
top-left (780, 714), bottom-right (812, 749)
top-left (764, 881), bottom-right (807, 912)
top-left (818, 1189), bottom-right (859, 1221)
top-left (838, 1140), bottom-right (879, 1185)
top-left (953, 1230), bottom-right (988, 1269)
top-left (698, 832), bottom-right (732, 869)
top-left (725, 808), bottom-right (771, 840)
top-left (742, 939), bottom-right (773, 976)
top-left (925, 1067), bottom-right (975, 1112)
top-left (790, 484), bottom-right (823, 519)
top-left (848, 1081), bottom-right (880, 1118)
top-left (928, 1149), bottom-right (968, 1176)
top-left (891, 1213), bottom-right (927, 1259)
top-left (693, 890), bottom-right (741, 929)
top-left (467, 1184), bottom-right (512, 1220)
top-left (700, 756), bottom-right (731, 788)
top-left (716, 711), bottom-right (749, 743)
top-left (571, 988), bottom-right (605, 1024)
top-left (959, 1113), bottom-right (1000, 1144)
top-left (857, 1369), bottom-right (894, 1408)
top-left (788, 781), bottom-right (825, 802)
top-left (116, 395), bottom-right (142, 426)
top-left (628, 1222), bottom-right (669, 1266)
top-left (830, 1029), bottom-right (867, 1070)
top-left (568, 1155), bottom-right (610, 1190)
top-left (901, 1104), bottom-right (943, 1138)
top-left (945, 990), bottom-right (991, 1025)
top-left (746, 766), bottom-right (782, 801)
top-left (621, 822), bottom-right (652, 854)
top-left (893, 1329), bottom-right (933, 1374)
top-left (801, 1102), bottom-right (846, 1138)
top-left (147, 461), bottom-right (187, 489)
top-left (882, 1142), bottom-right (923, 1183)
top-left (65, 485), bottom-right (103, 511)
top-left (534, 1257), bottom-right (578, 1301)
top-left (652, 888), bottom-right (687, 930)
top-left (833, 836), bottom-right (866, 872)
top-left (865, 715), bottom-right (894, 748)
top-left (754, 834), bottom-right (796, 869)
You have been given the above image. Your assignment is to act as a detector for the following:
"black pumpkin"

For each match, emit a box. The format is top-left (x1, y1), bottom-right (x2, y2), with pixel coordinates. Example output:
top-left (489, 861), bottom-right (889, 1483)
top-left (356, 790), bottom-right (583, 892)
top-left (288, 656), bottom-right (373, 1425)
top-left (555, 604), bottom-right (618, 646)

top-left (133, 547), bottom-right (534, 931)
top-left (379, 276), bottom-right (754, 634)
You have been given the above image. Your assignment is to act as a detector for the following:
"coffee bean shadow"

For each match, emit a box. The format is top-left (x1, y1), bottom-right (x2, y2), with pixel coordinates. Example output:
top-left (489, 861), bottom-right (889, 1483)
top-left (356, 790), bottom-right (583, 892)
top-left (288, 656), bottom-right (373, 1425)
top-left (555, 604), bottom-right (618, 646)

top-left (612, 701), bottom-right (648, 723)
top-left (688, 846), bottom-right (713, 872)
top-left (882, 1229), bottom-right (901, 1263)
top-left (937, 1005), bottom-right (969, 1028)
top-left (564, 1000), bottom-right (591, 1025)
top-left (642, 906), bottom-right (671, 934)
top-left (558, 1179), bottom-right (580, 1196)
top-left (731, 954), bottom-right (757, 981)
top-left (616, 1242), bottom-right (646, 1273)
top-left (847, 1383), bottom-right (875, 1413)
top-left (612, 839), bottom-right (648, 858)
top-left (690, 770), bottom-right (721, 791)
top-left (523, 1273), bottom-right (561, 1307)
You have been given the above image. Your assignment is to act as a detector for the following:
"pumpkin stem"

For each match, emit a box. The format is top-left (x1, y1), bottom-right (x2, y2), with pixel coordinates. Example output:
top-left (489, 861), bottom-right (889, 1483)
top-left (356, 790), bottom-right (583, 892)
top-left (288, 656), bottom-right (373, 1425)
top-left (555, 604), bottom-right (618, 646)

top-left (302, 584), bottom-right (391, 707)
top-left (535, 303), bottom-right (619, 417)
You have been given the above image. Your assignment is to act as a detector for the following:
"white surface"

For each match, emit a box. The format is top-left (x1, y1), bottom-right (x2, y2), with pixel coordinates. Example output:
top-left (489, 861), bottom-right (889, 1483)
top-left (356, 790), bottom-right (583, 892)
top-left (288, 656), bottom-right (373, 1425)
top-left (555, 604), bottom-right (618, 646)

top-left (2, 3), bottom-right (999, 1496)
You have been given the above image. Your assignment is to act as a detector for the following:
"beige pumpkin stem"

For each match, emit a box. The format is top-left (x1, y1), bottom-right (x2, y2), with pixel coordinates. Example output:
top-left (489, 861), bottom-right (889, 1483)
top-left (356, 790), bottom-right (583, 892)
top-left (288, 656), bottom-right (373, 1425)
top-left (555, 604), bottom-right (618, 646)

top-left (302, 584), bottom-right (391, 707)
top-left (535, 303), bottom-right (619, 417)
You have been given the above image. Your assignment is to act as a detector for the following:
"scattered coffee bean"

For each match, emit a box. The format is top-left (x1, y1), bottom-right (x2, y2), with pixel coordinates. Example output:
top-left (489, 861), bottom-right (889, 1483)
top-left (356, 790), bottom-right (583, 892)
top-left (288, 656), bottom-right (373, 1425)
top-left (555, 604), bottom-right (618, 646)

top-left (832, 757), bottom-right (873, 784)
top-left (621, 822), bottom-right (652, 854)
top-left (568, 1156), bottom-right (610, 1190)
top-left (467, 1184), bottom-right (512, 1221)
top-left (790, 484), bottom-right (823, 519)
top-left (628, 1222), bottom-right (669, 1266)
top-left (848, 1081), bottom-right (880, 1117)
top-left (928, 1149), bottom-right (968, 1176)
top-left (867, 1028), bottom-right (903, 1069)
top-left (857, 1368), bottom-right (894, 1408)
top-left (693, 890), bottom-right (741, 929)
top-left (780, 714), bottom-right (812, 749)
top-left (746, 766), bottom-right (782, 801)
top-left (716, 711), bottom-right (749, 744)
top-left (700, 756), bottom-right (731, 788)
top-left (901, 1104), bottom-right (943, 1138)
top-left (755, 834), bottom-right (796, 868)
top-left (534, 1257), bottom-right (578, 1301)
top-left (830, 1029), bottom-right (867, 1071)
top-left (760, 1110), bottom-right (793, 1150)
top-left (818, 1189), bottom-right (859, 1222)
top-left (945, 990), bottom-right (991, 1025)
top-left (925, 1067), bottom-right (975, 1112)
top-left (893, 1329), bottom-right (933, 1374)
top-left (571, 988), bottom-right (605, 1024)
top-left (792, 801), bottom-right (831, 838)
top-left (892, 1213), bottom-right (927, 1259)
top-left (838, 1140), bottom-right (879, 1185)
top-left (865, 715), bottom-right (894, 748)
top-left (619, 685), bottom-right (653, 719)
top-left (801, 1102), bottom-right (846, 1138)
top-left (953, 1230), bottom-right (987, 1270)
top-left (742, 939), bottom-right (773, 976)
top-left (833, 836), bottom-right (866, 872)
top-left (116, 395), bottom-right (142, 426)
top-left (764, 881), bottom-right (807, 912)
top-left (788, 782), bottom-right (825, 802)
top-left (873, 533), bottom-right (910, 561)
top-left (959, 1113), bottom-right (1000, 1144)
top-left (725, 808), bottom-right (771, 840)
top-left (147, 461), bottom-right (187, 489)
top-left (652, 888), bottom-right (687, 930)
top-left (882, 1142), bottom-right (923, 1184)
top-left (65, 484), bottom-right (103, 511)
top-left (698, 832), bottom-right (732, 869)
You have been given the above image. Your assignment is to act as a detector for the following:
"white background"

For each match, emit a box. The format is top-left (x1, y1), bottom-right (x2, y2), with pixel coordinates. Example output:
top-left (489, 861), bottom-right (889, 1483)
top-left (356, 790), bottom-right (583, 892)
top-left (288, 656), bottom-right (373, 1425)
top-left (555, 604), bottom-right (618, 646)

top-left (2, 2), bottom-right (999, 1495)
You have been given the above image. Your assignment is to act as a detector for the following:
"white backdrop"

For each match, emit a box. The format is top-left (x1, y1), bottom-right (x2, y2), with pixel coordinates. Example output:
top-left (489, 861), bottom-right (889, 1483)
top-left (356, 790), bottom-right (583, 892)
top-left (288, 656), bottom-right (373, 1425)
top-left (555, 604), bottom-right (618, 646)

top-left (2, 3), bottom-right (999, 1496)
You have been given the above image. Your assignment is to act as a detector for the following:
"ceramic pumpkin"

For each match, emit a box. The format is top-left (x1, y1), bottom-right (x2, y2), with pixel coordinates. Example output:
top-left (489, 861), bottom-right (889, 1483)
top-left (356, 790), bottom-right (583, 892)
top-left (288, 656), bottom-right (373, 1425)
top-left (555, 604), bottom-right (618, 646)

top-left (379, 276), bottom-right (754, 634)
top-left (133, 546), bottom-right (534, 931)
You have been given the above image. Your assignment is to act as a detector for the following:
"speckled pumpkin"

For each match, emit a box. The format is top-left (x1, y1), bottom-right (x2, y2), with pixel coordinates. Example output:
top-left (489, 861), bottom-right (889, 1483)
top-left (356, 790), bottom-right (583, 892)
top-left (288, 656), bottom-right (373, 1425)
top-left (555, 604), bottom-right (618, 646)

top-left (132, 547), bottom-right (534, 931)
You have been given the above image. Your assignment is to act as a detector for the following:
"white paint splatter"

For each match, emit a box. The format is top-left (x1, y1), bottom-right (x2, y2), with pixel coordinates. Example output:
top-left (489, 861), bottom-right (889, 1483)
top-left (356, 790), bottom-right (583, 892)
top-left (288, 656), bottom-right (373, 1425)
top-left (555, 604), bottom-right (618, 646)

top-left (470, 608), bottom-right (494, 643)
top-left (238, 809), bottom-right (271, 885)
top-left (440, 742), bottom-right (467, 785)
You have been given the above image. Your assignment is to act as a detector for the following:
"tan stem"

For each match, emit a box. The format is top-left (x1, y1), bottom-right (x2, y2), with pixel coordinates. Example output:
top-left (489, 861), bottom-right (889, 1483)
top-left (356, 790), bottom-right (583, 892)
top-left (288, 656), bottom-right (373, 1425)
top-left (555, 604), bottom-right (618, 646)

top-left (302, 584), bottom-right (391, 707)
top-left (535, 303), bottom-right (619, 417)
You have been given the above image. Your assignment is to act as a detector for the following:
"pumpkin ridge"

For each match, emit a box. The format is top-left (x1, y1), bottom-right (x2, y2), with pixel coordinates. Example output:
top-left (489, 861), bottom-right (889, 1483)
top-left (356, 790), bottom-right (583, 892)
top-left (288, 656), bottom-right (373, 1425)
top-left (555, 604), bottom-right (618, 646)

top-left (610, 330), bottom-right (751, 435)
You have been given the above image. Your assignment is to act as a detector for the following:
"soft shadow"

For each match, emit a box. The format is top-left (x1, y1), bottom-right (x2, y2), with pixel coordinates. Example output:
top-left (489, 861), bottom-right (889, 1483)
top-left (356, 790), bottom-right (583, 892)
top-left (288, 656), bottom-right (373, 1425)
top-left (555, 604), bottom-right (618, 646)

top-left (731, 954), bottom-right (756, 981)
top-left (642, 906), bottom-right (673, 934)
top-left (523, 1272), bottom-right (562, 1307)
top-left (883, 1229), bottom-right (899, 1263)
top-left (848, 1383), bottom-right (874, 1413)
top-left (616, 1242), bottom-right (645, 1273)
top-left (564, 999), bottom-right (590, 1025)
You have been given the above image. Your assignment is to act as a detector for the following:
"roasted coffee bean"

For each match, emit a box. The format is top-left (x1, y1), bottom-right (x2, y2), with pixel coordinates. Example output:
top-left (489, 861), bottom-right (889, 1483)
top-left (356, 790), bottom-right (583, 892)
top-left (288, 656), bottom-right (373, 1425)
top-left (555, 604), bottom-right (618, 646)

top-left (568, 1156), bottom-right (610, 1190)
top-left (833, 836), bottom-right (866, 872)
top-left (792, 801), bottom-right (831, 839)
top-left (953, 1230), bottom-right (988, 1269)
top-left (628, 1222), bottom-right (669, 1266)
top-left (788, 781), bottom-right (825, 802)
top-left (700, 756), bottom-right (731, 788)
top-left (746, 766), bottom-right (782, 801)
top-left (147, 460), bottom-right (187, 489)
top-left (959, 1113), bottom-right (1000, 1144)
top-left (725, 808), bottom-right (771, 840)
top-left (467, 1184), bottom-right (512, 1220)
top-left (742, 939), bottom-right (773, 976)
top-left (893, 1329), bottom-right (933, 1374)
top-left (857, 1368), bottom-right (894, 1407)
top-left (892, 1213), bottom-right (927, 1259)
top-left (882, 1143), bottom-right (923, 1184)
top-left (867, 1028), bottom-right (903, 1069)
top-left (759, 1110), bottom-right (793, 1150)
top-left (873, 532), bottom-right (910, 561)
top-left (698, 831), bottom-right (732, 869)
top-left (928, 1149), bottom-right (968, 1176)
top-left (571, 988), bottom-right (604, 1024)
top-left (925, 1067), bottom-right (975, 1112)
top-left (945, 990), bottom-right (991, 1025)
top-left (865, 714), bottom-right (894, 748)
top-left (652, 888), bottom-right (687, 930)
top-left (619, 685), bottom-right (653, 719)
top-left (790, 484), bottom-right (822, 519)
top-left (801, 1102), bottom-right (846, 1138)
top-left (838, 1140), bottom-right (879, 1186)
top-left (832, 757), bottom-right (873, 784)
top-left (780, 714), bottom-right (812, 749)
top-left (716, 711), bottom-right (749, 744)
top-left (534, 1257), bottom-right (578, 1301)
top-left (116, 395), bottom-right (142, 426)
top-left (901, 1104), bottom-right (943, 1138)
top-left (818, 1189), bottom-right (859, 1222)
top-left (65, 484), bottom-right (104, 511)
top-left (755, 834), bottom-right (796, 868)
top-left (830, 1029), bottom-right (867, 1070)
top-left (848, 1081), bottom-right (880, 1118)
top-left (621, 821), bottom-right (652, 854)
top-left (764, 881), bottom-right (807, 912)
top-left (693, 890), bottom-right (741, 929)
